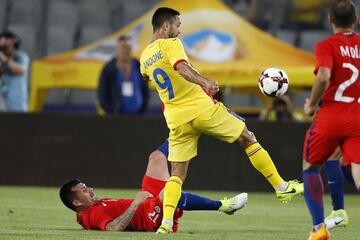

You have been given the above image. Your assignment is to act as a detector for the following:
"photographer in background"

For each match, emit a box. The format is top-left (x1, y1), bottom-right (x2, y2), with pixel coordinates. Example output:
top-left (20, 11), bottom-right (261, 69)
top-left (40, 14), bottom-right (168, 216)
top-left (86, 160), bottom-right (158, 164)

top-left (0, 31), bottom-right (29, 112)
top-left (259, 95), bottom-right (304, 122)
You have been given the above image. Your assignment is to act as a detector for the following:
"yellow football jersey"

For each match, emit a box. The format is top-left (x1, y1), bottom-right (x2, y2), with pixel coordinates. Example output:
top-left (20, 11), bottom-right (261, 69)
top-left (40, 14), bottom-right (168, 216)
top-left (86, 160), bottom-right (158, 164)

top-left (140, 38), bottom-right (214, 129)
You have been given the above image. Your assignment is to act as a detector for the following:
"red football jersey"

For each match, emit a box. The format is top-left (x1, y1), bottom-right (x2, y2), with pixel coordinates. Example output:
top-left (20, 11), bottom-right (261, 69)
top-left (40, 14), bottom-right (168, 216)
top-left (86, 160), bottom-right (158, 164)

top-left (77, 197), bottom-right (163, 232)
top-left (303, 32), bottom-right (360, 165)
top-left (314, 32), bottom-right (360, 109)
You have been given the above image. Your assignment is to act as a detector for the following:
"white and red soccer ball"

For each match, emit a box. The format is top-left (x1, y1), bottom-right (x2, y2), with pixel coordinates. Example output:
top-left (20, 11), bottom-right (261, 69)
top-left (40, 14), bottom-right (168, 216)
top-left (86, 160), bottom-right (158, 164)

top-left (258, 67), bottom-right (289, 97)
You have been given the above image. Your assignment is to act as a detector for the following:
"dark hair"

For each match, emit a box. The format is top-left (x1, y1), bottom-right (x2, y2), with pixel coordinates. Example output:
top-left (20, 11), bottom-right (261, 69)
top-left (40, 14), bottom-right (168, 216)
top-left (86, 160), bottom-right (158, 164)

top-left (151, 7), bottom-right (180, 32)
top-left (59, 179), bottom-right (81, 211)
top-left (330, 0), bottom-right (357, 28)
top-left (117, 35), bottom-right (130, 42)
top-left (0, 31), bottom-right (21, 49)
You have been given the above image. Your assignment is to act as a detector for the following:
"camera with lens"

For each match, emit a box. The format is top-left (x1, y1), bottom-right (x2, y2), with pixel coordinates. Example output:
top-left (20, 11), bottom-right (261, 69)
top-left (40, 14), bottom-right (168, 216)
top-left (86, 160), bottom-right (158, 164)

top-left (0, 45), bottom-right (6, 53)
top-left (0, 45), bottom-right (9, 72)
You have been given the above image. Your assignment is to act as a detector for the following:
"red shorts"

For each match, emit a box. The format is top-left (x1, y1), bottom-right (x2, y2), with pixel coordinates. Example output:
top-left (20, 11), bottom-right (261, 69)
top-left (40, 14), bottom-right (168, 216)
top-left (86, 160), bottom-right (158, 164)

top-left (141, 175), bottom-right (166, 196)
top-left (140, 175), bottom-right (183, 232)
top-left (303, 106), bottom-right (360, 165)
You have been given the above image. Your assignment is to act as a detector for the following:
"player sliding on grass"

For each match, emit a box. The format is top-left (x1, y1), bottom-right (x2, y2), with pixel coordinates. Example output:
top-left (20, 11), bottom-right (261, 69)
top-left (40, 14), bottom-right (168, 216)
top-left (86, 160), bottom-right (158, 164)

top-left (302, 1), bottom-right (360, 239)
top-left (59, 141), bottom-right (248, 232)
top-left (140, 7), bottom-right (304, 234)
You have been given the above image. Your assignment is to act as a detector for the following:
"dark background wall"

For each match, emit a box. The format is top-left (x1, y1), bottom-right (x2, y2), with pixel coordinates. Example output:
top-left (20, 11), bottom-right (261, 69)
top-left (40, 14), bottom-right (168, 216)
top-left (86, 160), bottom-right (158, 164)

top-left (0, 113), bottom-right (356, 193)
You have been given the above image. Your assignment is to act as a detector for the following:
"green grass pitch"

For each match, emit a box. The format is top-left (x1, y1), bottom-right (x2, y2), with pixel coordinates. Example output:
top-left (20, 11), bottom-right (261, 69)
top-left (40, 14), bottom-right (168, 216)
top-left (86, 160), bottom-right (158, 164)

top-left (0, 186), bottom-right (359, 240)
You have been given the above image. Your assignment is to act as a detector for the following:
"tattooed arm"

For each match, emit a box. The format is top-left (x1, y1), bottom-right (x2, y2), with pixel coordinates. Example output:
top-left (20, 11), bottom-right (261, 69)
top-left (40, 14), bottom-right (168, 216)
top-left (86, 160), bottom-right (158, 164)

top-left (105, 191), bottom-right (153, 231)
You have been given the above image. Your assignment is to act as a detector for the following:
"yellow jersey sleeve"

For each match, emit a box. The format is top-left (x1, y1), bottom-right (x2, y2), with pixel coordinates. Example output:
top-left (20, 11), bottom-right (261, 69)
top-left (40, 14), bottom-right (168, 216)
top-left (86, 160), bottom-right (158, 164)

top-left (162, 38), bottom-right (189, 69)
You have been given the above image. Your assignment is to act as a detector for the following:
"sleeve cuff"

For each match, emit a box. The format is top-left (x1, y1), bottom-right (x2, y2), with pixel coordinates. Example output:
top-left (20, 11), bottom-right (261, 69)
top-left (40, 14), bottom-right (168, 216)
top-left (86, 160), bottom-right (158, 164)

top-left (173, 59), bottom-right (188, 70)
top-left (314, 64), bottom-right (332, 75)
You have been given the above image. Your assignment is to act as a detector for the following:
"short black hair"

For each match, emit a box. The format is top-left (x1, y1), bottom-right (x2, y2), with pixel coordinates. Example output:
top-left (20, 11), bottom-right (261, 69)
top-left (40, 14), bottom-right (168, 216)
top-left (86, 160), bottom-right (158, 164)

top-left (151, 7), bottom-right (180, 32)
top-left (330, 0), bottom-right (357, 28)
top-left (59, 179), bottom-right (81, 211)
top-left (0, 30), bottom-right (21, 49)
top-left (117, 35), bottom-right (130, 42)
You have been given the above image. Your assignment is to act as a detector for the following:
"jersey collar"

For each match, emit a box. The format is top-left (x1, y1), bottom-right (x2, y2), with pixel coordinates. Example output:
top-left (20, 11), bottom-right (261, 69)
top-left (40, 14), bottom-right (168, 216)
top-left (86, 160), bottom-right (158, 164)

top-left (334, 31), bottom-right (357, 36)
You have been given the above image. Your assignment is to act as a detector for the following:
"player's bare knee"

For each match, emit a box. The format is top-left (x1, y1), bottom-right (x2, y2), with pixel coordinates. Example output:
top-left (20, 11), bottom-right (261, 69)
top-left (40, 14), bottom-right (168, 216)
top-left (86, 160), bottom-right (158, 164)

top-left (328, 147), bottom-right (342, 160)
top-left (353, 177), bottom-right (360, 189)
top-left (148, 150), bottom-right (167, 167)
top-left (145, 150), bottom-right (169, 180)
top-left (237, 126), bottom-right (257, 148)
top-left (351, 163), bottom-right (360, 189)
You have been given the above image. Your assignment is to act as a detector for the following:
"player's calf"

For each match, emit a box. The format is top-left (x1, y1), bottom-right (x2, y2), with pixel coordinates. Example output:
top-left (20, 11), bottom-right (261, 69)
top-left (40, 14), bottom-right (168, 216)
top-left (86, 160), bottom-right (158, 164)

top-left (238, 126), bottom-right (303, 201)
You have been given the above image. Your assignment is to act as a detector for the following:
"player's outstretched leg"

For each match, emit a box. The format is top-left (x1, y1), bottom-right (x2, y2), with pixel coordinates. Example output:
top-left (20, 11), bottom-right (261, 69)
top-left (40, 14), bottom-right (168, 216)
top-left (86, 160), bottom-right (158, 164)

top-left (237, 126), bottom-right (303, 203)
top-left (324, 160), bottom-right (349, 229)
top-left (159, 190), bottom-right (248, 214)
top-left (175, 192), bottom-right (248, 214)
top-left (157, 191), bottom-right (248, 233)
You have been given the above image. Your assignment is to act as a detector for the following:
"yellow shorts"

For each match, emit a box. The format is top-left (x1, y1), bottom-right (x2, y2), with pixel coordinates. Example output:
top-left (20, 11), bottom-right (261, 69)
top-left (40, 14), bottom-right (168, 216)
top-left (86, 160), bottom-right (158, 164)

top-left (168, 102), bottom-right (245, 162)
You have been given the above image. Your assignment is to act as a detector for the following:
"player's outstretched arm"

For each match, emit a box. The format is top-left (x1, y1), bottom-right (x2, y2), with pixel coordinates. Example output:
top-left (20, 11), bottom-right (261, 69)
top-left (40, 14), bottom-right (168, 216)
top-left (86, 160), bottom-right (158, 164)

top-left (304, 67), bottom-right (330, 116)
top-left (105, 191), bottom-right (153, 231)
top-left (176, 62), bottom-right (219, 96)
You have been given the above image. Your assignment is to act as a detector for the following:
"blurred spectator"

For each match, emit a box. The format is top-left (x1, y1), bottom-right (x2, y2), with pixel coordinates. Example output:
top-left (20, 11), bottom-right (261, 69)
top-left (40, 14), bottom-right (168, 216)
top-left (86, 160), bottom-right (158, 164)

top-left (230, 0), bottom-right (269, 29)
top-left (259, 95), bottom-right (304, 122)
top-left (355, 0), bottom-right (360, 32)
top-left (289, 0), bottom-right (331, 46)
top-left (228, 0), bottom-right (286, 33)
top-left (97, 35), bottom-right (149, 114)
top-left (0, 31), bottom-right (30, 112)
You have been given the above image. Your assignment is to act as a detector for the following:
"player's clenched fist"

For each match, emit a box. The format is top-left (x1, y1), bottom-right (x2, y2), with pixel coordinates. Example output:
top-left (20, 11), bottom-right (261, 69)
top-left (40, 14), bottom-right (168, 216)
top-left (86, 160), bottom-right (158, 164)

top-left (204, 79), bottom-right (219, 96)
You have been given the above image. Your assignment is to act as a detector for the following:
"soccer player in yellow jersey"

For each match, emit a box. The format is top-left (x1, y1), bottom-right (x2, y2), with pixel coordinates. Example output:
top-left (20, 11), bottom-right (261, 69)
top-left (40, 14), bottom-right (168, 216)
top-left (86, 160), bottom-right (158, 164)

top-left (140, 7), bottom-right (304, 234)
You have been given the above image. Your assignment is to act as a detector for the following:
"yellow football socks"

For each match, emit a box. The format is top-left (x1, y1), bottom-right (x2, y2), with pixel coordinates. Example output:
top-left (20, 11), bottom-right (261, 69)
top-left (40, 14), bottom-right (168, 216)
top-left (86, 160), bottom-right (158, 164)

top-left (245, 142), bottom-right (284, 189)
top-left (163, 175), bottom-right (183, 225)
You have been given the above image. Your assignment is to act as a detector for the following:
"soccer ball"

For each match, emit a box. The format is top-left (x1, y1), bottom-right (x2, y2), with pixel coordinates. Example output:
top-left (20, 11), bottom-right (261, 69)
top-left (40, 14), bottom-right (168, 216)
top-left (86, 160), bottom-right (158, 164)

top-left (258, 67), bottom-right (289, 97)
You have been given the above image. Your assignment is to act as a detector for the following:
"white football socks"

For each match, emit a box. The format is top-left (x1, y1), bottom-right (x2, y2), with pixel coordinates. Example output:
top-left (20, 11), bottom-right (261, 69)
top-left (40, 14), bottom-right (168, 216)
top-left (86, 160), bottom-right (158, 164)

top-left (162, 219), bottom-right (173, 228)
top-left (275, 181), bottom-right (288, 191)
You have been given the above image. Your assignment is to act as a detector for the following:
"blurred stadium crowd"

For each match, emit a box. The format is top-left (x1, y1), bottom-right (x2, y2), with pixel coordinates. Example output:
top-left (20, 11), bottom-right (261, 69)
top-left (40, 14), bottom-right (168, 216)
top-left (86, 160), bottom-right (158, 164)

top-left (0, 0), bottom-right (358, 117)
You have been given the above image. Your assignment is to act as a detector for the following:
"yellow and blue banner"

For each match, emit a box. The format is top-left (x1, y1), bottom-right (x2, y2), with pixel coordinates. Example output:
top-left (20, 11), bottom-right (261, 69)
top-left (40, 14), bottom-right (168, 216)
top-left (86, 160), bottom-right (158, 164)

top-left (30, 0), bottom-right (316, 111)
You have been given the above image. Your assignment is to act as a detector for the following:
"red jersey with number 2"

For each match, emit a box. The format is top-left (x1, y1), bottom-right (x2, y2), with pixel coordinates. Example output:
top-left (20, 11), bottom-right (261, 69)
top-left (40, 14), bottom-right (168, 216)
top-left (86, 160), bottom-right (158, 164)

top-left (314, 32), bottom-right (360, 109)
top-left (303, 32), bottom-right (360, 165)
